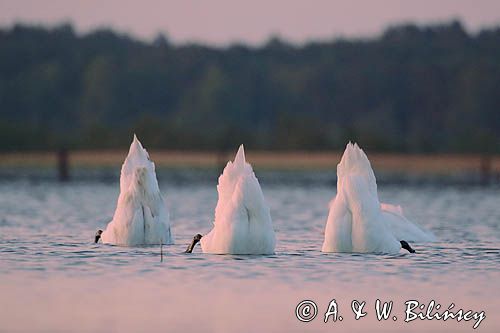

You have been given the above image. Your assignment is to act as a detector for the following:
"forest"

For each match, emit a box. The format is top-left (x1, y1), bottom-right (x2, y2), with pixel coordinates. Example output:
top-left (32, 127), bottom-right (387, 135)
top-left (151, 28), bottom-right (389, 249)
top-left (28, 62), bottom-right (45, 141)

top-left (0, 21), bottom-right (499, 152)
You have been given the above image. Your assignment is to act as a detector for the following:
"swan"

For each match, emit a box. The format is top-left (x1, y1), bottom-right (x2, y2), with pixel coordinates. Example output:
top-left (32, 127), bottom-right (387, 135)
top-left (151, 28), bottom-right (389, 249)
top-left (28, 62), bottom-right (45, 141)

top-left (322, 142), bottom-right (435, 254)
top-left (95, 135), bottom-right (173, 246)
top-left (186, 145), bottom-right (276, 254)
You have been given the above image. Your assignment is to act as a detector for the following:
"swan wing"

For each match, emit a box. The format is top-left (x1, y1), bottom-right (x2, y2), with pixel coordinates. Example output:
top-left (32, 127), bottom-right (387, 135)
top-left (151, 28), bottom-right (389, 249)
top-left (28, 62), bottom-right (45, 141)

top-left (322, 194), bottom-right (353, 252)
top-left (381, 203), bottom-right (437, 242)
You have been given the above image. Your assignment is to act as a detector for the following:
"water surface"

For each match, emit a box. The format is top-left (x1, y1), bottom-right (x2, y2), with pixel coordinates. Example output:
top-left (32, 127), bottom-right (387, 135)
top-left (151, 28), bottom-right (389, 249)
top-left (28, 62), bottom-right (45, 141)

top-left (1, 179), bottom-right (499, 332)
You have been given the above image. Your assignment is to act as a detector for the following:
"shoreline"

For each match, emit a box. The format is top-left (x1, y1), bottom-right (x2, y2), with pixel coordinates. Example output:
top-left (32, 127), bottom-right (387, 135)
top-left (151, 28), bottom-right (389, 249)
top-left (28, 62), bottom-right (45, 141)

top-left (1, 151), bottom-right (499, 185)
top-left (1, 150), bottom-right (499, 172)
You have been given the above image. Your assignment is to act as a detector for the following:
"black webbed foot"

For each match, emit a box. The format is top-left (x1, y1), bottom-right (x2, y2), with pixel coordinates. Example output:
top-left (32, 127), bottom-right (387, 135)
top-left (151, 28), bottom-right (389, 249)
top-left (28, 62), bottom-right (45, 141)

top-left (95, 230), bottom-right (103, 243)
top-left (185, 234), bottom-right (203, 253)
top-left (400, 240), bottom-right (416, 253)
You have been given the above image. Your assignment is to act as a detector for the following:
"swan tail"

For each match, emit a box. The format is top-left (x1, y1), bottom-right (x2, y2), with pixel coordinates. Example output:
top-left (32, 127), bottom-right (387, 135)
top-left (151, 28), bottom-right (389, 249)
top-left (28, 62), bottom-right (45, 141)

top-left (336, 142), bottom-right (378, 197)
top-left (101, 135), bottom-right (172, 246)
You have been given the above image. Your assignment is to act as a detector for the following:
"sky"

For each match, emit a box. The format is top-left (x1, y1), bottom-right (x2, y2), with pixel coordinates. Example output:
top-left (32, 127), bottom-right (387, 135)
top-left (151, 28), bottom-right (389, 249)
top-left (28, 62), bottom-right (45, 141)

top-left (1, 0), bottom-right (500, 45)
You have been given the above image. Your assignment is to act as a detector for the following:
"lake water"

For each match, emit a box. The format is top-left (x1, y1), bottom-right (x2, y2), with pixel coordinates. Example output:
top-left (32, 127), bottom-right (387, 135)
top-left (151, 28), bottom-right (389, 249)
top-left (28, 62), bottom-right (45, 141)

top-left (0, 176), bottom-right (499, 332)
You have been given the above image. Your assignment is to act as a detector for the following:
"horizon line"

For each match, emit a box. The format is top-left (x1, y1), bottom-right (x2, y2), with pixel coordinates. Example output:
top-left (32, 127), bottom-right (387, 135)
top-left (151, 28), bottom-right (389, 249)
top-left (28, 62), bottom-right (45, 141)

top-left (2, 18), bottom-right (499, 48)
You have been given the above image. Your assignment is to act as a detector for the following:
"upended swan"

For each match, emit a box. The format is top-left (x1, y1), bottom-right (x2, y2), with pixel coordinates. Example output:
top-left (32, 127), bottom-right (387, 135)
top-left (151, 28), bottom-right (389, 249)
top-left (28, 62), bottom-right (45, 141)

top-left (186, 145), bottom-right (276, 254)
top-left (322, 142), bottom-right (436, 254)
top-left (95, 135), bottom-right (173, 246)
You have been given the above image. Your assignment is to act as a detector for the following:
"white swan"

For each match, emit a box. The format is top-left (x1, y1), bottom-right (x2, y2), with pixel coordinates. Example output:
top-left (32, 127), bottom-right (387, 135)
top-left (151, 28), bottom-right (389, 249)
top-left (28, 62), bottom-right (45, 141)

top-left (322, 142), bottom-right (435, 254)
top-left (188, 145), bottom-right (275, 254)
top-left (98, 135), bottom-right (173, 246)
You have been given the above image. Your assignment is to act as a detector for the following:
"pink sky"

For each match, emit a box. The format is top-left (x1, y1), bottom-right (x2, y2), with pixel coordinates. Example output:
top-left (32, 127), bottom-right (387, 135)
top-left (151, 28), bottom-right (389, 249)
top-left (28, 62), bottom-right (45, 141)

top-left (1, 0), bottom-right (500, 45)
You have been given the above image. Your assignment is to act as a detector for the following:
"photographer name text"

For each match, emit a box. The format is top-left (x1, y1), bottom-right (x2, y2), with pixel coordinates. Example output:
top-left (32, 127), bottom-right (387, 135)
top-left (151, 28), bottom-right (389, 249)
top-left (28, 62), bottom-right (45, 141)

top-left (295, 299), bottom-right (485, 329)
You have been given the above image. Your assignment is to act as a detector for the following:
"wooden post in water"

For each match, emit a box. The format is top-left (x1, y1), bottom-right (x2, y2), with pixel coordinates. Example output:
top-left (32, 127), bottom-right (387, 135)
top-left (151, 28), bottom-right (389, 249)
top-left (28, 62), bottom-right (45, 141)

top-left (160, 240), bottom-right (163, 262)
top-left (57, 148), bottom-right (70, 182)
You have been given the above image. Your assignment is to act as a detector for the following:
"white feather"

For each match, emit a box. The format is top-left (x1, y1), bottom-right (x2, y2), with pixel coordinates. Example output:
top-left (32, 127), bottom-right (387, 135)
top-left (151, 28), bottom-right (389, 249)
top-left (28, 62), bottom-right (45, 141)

top-left (101, 135), bottom-right (173, 246)
top-left (201, 145), bottom-right (275, 254)
top-left (322, 142), bottom-right (435, 253)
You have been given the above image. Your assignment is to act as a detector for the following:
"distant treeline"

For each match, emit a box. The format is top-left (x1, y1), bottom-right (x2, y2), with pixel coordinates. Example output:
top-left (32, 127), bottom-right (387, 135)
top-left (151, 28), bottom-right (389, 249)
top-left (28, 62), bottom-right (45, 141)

top-left (0, 21), bottom-right (499, 152)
